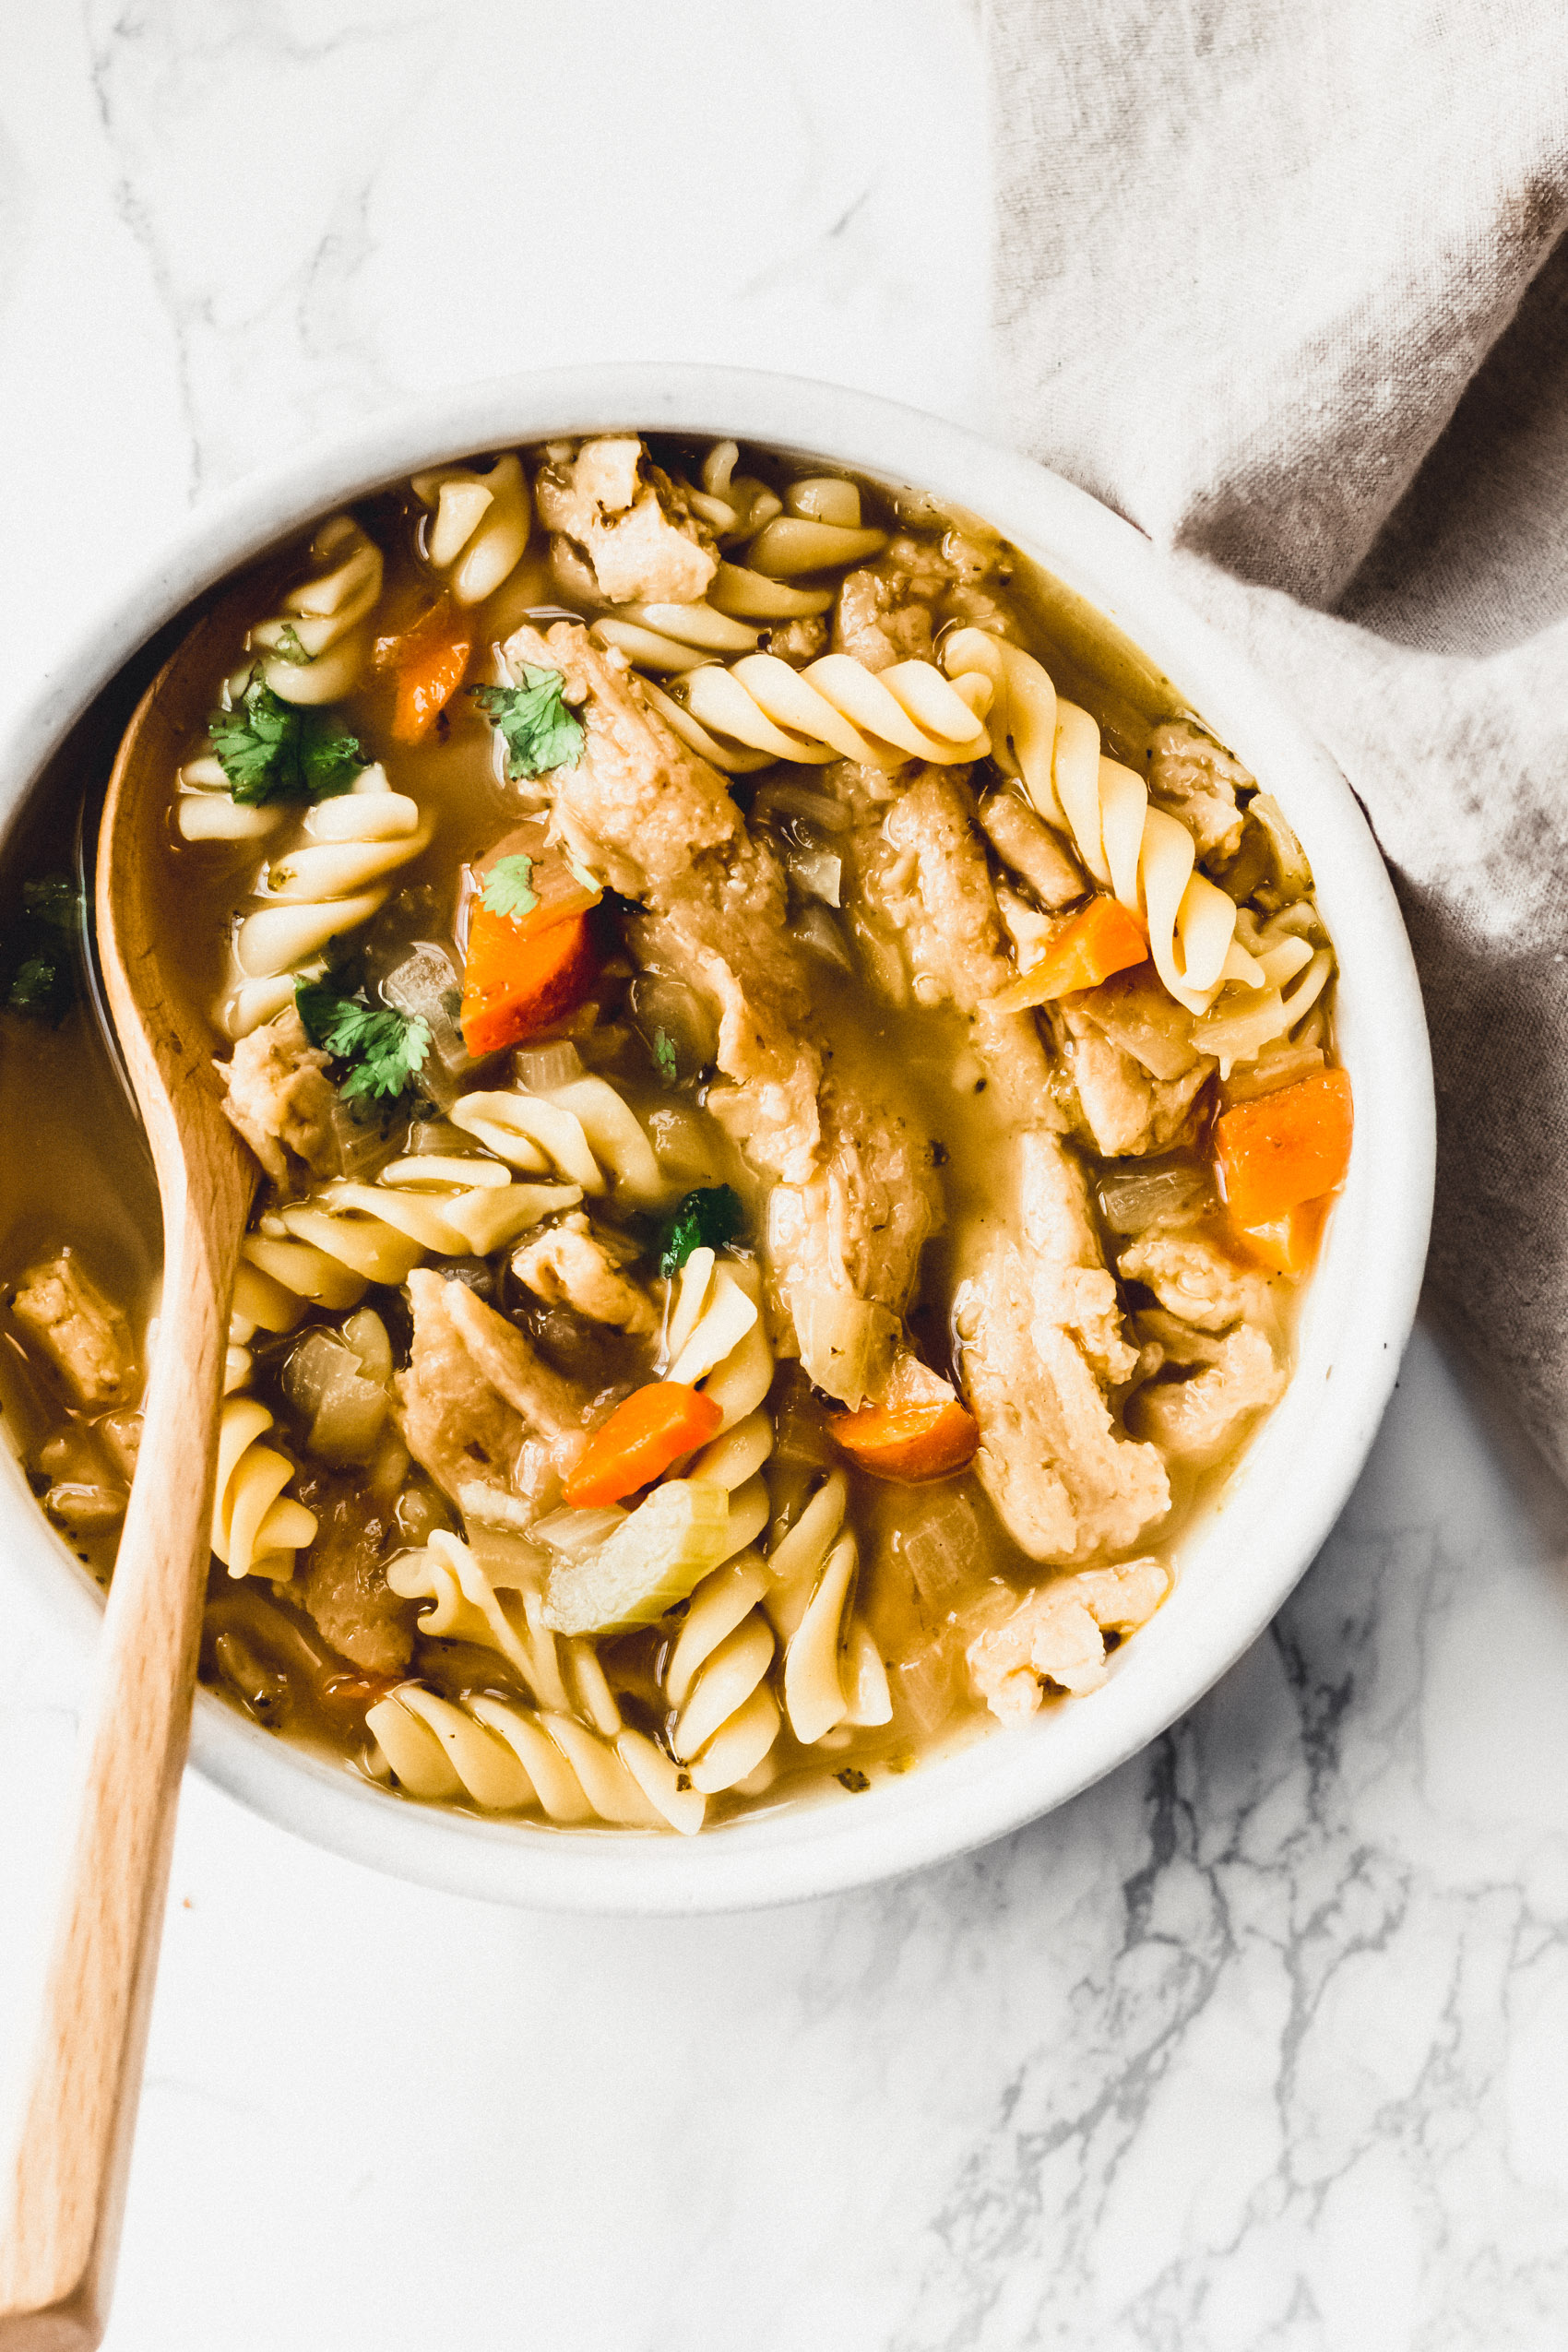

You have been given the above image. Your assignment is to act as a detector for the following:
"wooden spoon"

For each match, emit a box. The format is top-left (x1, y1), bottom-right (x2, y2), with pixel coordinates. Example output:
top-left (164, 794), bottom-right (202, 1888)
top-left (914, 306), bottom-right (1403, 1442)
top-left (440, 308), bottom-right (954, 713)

top-left (0, 612), bottom-right (257, 2349)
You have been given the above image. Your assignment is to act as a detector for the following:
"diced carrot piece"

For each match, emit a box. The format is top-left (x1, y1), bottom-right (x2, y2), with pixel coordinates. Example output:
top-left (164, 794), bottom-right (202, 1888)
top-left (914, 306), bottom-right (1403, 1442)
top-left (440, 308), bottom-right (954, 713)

top-left (459, 905), bottom-right (598, 1059)
top-left (995, 894), bottom-right (1149, 1010)
top-left (1214, 1066), bottom-right (1353, 1227)
top-left (831, 1397), bottom-right (980, 1484)
top-left (386, 601), bottom-right (472, 742)
top-left (564, 1383), bottom-right (725, 1508)
top-left (1229, 1195), bottom-right (1329, 1278)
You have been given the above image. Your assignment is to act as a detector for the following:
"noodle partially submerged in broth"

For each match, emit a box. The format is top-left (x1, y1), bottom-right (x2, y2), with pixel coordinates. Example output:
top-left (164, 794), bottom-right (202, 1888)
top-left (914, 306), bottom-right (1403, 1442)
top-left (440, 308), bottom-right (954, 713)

top-left (0, 434), bottom-right (1350, 1835)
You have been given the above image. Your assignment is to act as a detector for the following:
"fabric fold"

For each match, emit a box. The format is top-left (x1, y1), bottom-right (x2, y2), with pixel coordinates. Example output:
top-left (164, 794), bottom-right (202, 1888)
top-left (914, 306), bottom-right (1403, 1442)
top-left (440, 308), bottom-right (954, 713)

top-left (989, 0), bottom-right (1568, 1479)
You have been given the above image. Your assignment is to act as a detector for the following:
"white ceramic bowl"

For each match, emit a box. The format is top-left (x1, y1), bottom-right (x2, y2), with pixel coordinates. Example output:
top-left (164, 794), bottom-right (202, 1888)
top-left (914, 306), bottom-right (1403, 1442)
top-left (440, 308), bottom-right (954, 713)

top-left (0, 366), bottom-right (1434, 1913)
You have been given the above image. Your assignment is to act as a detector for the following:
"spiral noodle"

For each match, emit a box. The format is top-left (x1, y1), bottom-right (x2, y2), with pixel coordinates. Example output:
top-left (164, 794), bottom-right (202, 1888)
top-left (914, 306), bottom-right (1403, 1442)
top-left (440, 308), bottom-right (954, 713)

top-left (680, 440), bottom-right (784, 544)
top-left (368, 1685), bottom-right (686, 1829)
top-left (942, 629), bottom-right (1264, 1017)
top-left (410, 454), bottom-right (532, 605)
top-left (633, 1251), bottom-right (778, 1799)
top-left (370, 1531), bottom-right (696, 1829)
top-left (177, 517), bottom-right (386, 849)
top-left (764, 1469), bottom-right (891, 1749)
top-left (211, 1395), bottom-right (316, 1581)
top-left (643, 651), bottom-right (992, 778)
top-left (223, 767), bottom-right (434, 1037)
top-left (230, 1165), bottom-right (585, 1341)
top-left (451, 1075), bottom-right (666, 1208)
top-left (589, 600), bottom-right (760, 675)
top-left (252, 515), bottom-right (385, 707)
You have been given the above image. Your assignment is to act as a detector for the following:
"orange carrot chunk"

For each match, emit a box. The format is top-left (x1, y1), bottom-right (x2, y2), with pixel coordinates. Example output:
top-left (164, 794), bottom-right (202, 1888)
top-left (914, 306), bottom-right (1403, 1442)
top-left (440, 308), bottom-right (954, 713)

top-left (459, 905), bottom-right (598, 1060)
top-left (564, 1383), bottom-right (725, 1508)
top-left (1214, 1066), bottom-right (1353, 1227)
top-left (831, 1397), bottom-right (980, 1484)
top-left (386, 600), bottom-right (472, 743)
top-left (995, 893), bottom-right (1149, 1010)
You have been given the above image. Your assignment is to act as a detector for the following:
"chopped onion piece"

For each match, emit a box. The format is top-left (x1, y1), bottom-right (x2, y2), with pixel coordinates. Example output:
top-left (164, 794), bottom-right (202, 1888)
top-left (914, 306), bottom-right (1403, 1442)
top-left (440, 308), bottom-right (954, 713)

top-left (531, 1504), bottom-right (629, 1562)
top-left (787, 846), bottom-right (843, 908)
top-left (1098, 1164), bottom-right (1213, 1236)
top-left (900, 1489), bottom-right (981, 1611)
top-left (512, 1040), bottom-right (585, 1093)
top-left (281, 1327), bottom-right (387, 1467)
top-left (790, 1284), bottom-right (897, 1408)
top-left (1250, 793), bottom-right (1313, 897)
top-left (791, 904), bottom-right (854, 970)
top-left (381, 945), bottom-right (469, 1076)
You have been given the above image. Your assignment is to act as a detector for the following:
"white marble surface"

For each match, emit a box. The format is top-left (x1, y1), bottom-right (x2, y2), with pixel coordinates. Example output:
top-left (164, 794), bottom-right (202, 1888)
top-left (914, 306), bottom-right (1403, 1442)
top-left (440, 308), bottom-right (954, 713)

top-left (3, 6), bottom-right (1568, 2346)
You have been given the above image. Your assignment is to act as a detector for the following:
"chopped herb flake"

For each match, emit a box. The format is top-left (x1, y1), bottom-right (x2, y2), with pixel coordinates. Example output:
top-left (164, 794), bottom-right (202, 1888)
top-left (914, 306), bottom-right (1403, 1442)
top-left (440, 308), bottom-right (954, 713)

top-left (480, 854), bottom-right (539, 923)
top-left (659, 1185), bottom-right (744, 1277)
top-left (208, 681), bottom-right (363, 805)
top-left (652, 1028), bottom-right (680, 1084)
top-left (3, 873), bottom-right (80, 1020)
top-left (836, 1767), bottom-right (870, 1793)
top-left (471, 668), bottom-right (585, 778)
top-left (295, 978), bottom-right (431, 1111)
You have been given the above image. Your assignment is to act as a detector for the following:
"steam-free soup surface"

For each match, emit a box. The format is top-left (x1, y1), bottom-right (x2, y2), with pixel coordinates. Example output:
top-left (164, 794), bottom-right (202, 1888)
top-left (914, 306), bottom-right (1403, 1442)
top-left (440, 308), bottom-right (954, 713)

top-left (0, 434), bottom-right (1349, 1837)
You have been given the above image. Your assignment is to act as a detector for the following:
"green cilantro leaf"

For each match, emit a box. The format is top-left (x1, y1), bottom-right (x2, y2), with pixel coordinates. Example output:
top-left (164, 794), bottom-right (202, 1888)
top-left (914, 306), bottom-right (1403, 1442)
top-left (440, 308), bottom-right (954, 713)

top-left (295, 978), bottom-right (431, 1112)
top-left (471, 668), bottom-right (585, 778)
top-left (652, 1028), bottom-right (679, 1084)
top-left (270, 623), bottom-right (312, 667)
top-left (480, 854), bottom-right (539, 923)
top-left (22, 876), bottom-right (79, 932)
top-left (4, 873), bottom-right (80, 1021)
top-left (659, 1185), bottom-right (744, 1277)
top-left (208, 681), bottom-right (364, 806)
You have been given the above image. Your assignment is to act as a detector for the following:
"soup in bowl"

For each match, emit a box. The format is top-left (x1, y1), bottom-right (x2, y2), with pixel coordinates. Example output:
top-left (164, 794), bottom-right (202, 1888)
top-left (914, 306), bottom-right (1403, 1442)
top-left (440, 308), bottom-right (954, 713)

top-left (0, 372), bottom-right (1432, 1908)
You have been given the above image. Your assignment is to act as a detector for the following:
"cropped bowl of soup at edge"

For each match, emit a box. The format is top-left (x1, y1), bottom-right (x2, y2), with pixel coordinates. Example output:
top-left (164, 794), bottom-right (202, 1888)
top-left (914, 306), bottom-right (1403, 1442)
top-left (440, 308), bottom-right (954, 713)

top-left (0, 369), bottom-right (1433, 1913)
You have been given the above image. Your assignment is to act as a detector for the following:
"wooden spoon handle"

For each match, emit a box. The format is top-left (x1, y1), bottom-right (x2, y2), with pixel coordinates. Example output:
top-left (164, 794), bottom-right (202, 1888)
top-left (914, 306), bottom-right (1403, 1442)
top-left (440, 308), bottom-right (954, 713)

top-left (0, 1183), bottom-right (236, 2350)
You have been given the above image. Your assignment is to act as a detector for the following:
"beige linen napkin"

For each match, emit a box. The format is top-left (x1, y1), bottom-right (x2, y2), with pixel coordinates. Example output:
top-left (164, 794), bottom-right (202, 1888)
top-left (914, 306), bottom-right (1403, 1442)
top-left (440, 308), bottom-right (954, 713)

top-left (988, 0), bottom-right (1568, 1481)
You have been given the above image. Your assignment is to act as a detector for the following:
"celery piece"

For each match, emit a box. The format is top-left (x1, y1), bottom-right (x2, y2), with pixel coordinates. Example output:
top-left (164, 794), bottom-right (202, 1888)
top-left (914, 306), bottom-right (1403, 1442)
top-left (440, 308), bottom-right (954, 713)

top-left (542, 1479), bottom-right (731, 1636)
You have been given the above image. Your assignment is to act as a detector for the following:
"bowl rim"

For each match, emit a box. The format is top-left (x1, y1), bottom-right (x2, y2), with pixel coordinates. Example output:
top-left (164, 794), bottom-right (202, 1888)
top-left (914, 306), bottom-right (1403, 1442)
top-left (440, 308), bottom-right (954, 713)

top-left (0, 363), bottom-right (1435, 1913)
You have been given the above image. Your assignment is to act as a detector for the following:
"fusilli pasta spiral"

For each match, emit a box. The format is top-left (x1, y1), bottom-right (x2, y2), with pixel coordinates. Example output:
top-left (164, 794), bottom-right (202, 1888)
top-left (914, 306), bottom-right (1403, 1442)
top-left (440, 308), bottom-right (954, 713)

top-left (176, 517), bottom-right (386, 847)
top-left (367, 1685), bottom-right (686, 1829)
top-left (588, 600), bottom-right (760, 674)
top-left (646, 1248), bottom-right (781, 1795)
top-left (743, 476), bottom-right (888, 578)
top-left (645, 651), bottom-right (992, 777)
top-left (224, 767), bottom-right (433, 1037)
top-left (212, 1394), bottom-right (316, 1582)
top-left (451, 1074), bottom-right (667, 1207)
top-left (232, 1167), bottom-right (583, 1336)
top-left (370, 1527), bottom-right (702, 1829)
top-left (764, 1468), bottom-right (891, 1748)
top-left (410, 454), bottom-right (532, 605)
top-left (943, 628), bottom-right (1262, 1017)
top-left (251, 515), bottom-right (385, 707)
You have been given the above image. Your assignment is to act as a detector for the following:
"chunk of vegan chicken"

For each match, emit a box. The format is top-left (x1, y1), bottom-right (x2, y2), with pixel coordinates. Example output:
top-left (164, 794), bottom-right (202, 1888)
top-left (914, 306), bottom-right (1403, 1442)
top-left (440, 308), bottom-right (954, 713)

top-left (1050, 1001), bottom-right (1213, 1158)
top-left (1146, 719), bottom-right (1249, 865)
top-left (967, 1555), bottom-right (1170, 1718)
top-left (1129, 1312), bottom-right (1285, 1464)
top-left (11, 1249), bottom-right (136, 1408)
top-left (1118, 1229), bottom-right (1274, 1333)
top-left (219, 1006), bottom-right (337, 1184)
top-left (958, 1139), bottom-right (1170, 1565)
top-left (512, 1215), bottom-right (656, 1335)
top-left (502, 622), bottom-right (939, 1399)
top-left (534, 437), bottom-right (717, 606)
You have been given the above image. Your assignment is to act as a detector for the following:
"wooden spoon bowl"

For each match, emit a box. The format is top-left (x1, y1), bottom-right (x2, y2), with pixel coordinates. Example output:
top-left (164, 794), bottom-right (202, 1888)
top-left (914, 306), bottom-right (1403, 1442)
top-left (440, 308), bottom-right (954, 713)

top-left (0, 613), bottom-right (258, 2349)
